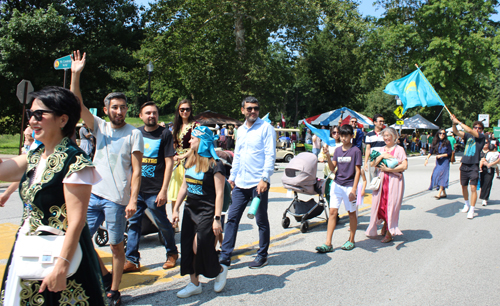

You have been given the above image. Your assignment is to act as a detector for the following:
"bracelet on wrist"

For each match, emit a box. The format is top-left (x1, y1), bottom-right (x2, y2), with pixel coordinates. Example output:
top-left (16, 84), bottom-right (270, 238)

top-left (58, 256), bottom-right (70, 264)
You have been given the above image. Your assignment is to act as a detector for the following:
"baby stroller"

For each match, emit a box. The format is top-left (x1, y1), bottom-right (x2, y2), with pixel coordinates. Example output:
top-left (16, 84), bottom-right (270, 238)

top-left (281, 152), bottom-right (328, 233)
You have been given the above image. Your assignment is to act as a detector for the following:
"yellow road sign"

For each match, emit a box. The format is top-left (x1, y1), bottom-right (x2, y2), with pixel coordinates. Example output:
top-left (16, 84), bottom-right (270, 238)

top-left (394, 106), bottom-right (404, 118)
top-left (396, 120), bottom-right (404, 125)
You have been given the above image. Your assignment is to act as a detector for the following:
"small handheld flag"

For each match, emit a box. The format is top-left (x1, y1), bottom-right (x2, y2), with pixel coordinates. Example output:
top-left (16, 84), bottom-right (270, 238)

top-left (303, 121), bottom-right (336, 147)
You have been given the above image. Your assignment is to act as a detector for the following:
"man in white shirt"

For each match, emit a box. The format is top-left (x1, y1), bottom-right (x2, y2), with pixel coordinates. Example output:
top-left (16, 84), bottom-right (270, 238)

top-left (71, 50), bottom-right (143, 305)
top-left (219, 97), bottom-right (276, 271)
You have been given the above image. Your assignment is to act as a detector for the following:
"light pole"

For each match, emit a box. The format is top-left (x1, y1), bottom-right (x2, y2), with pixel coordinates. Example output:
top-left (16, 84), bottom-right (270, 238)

top-left (147, 61), bottom-right (154, 101)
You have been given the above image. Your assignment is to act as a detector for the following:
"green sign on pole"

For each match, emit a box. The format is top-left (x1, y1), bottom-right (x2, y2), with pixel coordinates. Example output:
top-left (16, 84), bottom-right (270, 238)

top-left (494, 127), bottom-right (500, 138)
top-left (53, 55), bottom-right (72, 70)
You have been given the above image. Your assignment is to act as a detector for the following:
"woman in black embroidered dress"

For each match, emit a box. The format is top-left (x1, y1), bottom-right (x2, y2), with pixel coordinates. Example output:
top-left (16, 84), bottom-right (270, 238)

top-left (0, 87), bottom-right (106, 305)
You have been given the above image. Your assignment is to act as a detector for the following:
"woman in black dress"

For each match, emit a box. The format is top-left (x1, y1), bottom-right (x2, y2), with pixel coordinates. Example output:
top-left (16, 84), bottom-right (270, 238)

top-left (172, 126), bottom-right (228, 298)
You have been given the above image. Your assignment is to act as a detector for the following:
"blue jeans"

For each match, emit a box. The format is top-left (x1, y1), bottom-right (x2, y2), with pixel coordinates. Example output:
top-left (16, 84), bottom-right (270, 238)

top-left (125, 192), bottom-right (178, 264)
top-left (220, 186), bottom-right (270, 266)
top-left (87, 194), bottom-right (127, 245)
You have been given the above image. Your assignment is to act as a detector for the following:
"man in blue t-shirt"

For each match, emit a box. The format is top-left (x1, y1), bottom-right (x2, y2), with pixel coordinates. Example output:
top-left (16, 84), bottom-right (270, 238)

top-left (349, 117), bottom-right (364, 152)
top-left (451, 115), bottom-right (486, 219)
top-left (124, 102), bottom-right (179, 273)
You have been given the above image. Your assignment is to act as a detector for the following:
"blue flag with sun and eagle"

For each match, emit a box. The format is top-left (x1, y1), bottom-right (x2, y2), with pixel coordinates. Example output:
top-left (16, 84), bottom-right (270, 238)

top-left (384, 68), bottom-right (445, 114)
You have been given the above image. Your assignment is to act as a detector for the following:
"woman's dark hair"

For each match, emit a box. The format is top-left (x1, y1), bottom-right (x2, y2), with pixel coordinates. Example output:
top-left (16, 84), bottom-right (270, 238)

top-left (31, 86), bottom-right (81, 138)
top-left (431, 129), bottom-right (450, 151)
top-left (172, 99), bottom-right (194, 143)
top-left (489, 143), bottom-right (496, 151)
top-left (330, 125), bottom-right (339, 138)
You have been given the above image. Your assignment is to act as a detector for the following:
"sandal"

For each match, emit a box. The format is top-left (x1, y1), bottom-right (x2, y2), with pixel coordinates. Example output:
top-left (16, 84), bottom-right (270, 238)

top-left (341, 241), bottom-right (355, 251)
top-left (381, 235), bottom-right (393, 243)
top-left (380, 226), bottom-right (387, 236)
top-left (315, 244), bottom-right (334, 253)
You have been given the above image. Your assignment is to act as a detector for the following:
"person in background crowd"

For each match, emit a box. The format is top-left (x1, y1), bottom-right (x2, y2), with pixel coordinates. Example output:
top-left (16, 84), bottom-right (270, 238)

top-left (79, 121), bottom-right (94, 158)
top-left (424, 129), bottom-right (452, 199)
top-left (305, 129), bottom-right (312, 144)
top-left (420, 132), bottom-right (428, 155)
top-left (169, 100), bottom-right (199, 231)
top-left (71, 50), bottom-right (144, 305)
top-left (366, 127), bottom-right (408, 243)
top-left (172, 126), bottom-right (227, 298)
top-left (0, 126), bottom-right (40, 207)
top-left (227, 125), bottom-right (235, 150)
top-left (451, 115), bottom-right (486, 219)
top-left (123, 101), bottom-right (179, 273)
top-left (479, 143), bottom-right (499, 206)
top-left (350, 117), bottom-right (364, 152)
top-left (447, 131), bottom-right (457, 163)
top-left (312, 131), bottom-right (321, 156)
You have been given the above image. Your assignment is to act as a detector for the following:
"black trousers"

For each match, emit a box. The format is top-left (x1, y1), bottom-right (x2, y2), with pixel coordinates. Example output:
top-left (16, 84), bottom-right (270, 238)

top-left (479, 168), bottom-right (495, 200)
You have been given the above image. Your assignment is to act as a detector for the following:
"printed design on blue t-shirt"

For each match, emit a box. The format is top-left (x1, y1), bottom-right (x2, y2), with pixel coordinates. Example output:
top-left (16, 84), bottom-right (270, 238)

top-left (185, 166), bottom-right (204, 195)
top-left (141, 138), bottom-right (161, 178)
top-left (464, 137), bottom-right (476, 157)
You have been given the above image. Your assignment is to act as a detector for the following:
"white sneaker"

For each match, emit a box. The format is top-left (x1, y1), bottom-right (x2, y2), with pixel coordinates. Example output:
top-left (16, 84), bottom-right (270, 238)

top-left (467, 207), bottom-right (475, 219)
top-left (461, 204), bottom-right (470, 213)
top-left (214, 264), bottom-right (228, 293)
top-left (482, 200), bottom-right (487, 206)
top-left (177, 282), bottom-right (202, 298)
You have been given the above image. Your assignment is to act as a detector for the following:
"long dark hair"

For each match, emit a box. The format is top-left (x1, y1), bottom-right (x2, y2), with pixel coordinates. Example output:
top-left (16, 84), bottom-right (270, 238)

top-left (172, 99), bottom-right (194, 141)
top-left (431, 129), bottom-right (450, 151)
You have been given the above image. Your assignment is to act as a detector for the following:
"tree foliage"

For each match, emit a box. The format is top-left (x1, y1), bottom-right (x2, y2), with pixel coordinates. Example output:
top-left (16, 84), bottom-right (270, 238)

top-left (0, 0), bottom-right (499, 133)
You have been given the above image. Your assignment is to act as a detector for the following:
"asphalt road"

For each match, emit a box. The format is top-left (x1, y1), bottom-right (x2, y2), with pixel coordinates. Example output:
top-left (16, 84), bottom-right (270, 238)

top-left (1, 152), bottom-right (500, 305)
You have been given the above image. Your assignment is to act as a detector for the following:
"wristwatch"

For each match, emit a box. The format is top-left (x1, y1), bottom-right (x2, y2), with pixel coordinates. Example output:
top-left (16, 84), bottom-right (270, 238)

top-left (261, 177), bottom-right (268, 183)
top-left (214, 216), bottom-right (221, 221)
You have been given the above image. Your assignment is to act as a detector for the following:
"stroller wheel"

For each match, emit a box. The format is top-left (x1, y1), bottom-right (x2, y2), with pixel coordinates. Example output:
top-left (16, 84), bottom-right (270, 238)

top-left (94, 228), bottom-right (109, 246)
top-left (300, 221), bottom-right (309, 233)
top-left (281, 217), bottom-right (290, 229)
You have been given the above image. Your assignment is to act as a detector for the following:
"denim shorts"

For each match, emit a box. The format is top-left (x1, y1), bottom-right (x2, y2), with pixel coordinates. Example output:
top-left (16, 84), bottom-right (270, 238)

top-left (87, 193), bottom-right (127, 245)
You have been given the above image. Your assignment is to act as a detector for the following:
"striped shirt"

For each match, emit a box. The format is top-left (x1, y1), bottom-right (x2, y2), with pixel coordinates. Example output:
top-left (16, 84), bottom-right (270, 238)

top-left (365, 130), bottom-right (385, 151)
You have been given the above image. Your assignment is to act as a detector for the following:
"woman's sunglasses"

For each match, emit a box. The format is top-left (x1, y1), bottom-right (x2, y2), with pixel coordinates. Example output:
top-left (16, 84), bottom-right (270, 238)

top-left (26, 109), bottom-right (55, 121)
top-left (179, 108), bottom-right (191, 113)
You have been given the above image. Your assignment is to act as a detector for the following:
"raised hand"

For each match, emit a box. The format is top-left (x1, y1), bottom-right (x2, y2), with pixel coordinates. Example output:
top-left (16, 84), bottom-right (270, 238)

top-left (71, 50), bottom-right (86, 74)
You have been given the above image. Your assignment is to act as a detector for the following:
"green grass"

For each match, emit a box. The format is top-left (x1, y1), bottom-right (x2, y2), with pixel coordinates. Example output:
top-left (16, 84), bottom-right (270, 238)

top-left (0, 134), bottom-right (21, 155)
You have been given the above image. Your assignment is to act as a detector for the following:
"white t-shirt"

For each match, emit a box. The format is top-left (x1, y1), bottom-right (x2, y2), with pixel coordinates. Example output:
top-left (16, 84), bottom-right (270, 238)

top-left (485, 151), bottom-right (500, 169)
top-left (91, 115), bottom-right (144, 205)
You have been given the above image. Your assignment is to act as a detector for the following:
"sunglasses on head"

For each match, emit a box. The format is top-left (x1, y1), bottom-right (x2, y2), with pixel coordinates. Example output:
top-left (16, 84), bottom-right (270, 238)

top-left (26, 109), bottom-right (55, 121)
top-left (179, 108), bottom-right (191, 113)
top-left (246, 106), bottom-right (259, 112)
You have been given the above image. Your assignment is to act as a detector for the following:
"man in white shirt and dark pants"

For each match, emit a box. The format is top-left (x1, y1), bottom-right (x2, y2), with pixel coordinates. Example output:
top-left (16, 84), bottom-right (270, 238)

top-left (219, 97), bottom-right (276, 271)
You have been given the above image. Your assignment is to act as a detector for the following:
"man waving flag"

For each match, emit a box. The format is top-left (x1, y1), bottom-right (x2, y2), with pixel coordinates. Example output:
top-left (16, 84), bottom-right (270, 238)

top-left (384, 67), bottom-right (445, 114)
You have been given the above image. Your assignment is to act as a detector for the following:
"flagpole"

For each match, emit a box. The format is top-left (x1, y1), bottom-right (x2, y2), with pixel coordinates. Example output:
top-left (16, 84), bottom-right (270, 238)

top-left (415, 64), bottom-right (453, 117)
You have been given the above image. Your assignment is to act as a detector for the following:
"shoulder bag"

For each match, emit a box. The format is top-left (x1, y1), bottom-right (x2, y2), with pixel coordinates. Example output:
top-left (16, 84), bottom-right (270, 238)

top-left (14, 225), bottom-right (82, 280)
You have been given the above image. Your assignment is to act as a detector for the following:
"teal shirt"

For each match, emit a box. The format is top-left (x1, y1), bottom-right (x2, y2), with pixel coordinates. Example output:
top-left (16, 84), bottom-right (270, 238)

top-left (447, 136), bottom-right (456, 150)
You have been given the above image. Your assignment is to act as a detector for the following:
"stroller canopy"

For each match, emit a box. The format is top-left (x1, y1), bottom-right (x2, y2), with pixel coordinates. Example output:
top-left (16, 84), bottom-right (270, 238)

top-left (282, 152), bottom-right (320, 195)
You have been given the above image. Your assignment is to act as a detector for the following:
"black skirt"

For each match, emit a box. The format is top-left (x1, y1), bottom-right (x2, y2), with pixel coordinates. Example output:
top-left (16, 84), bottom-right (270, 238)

top-left (180, 201), bottom-right (221, 278)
